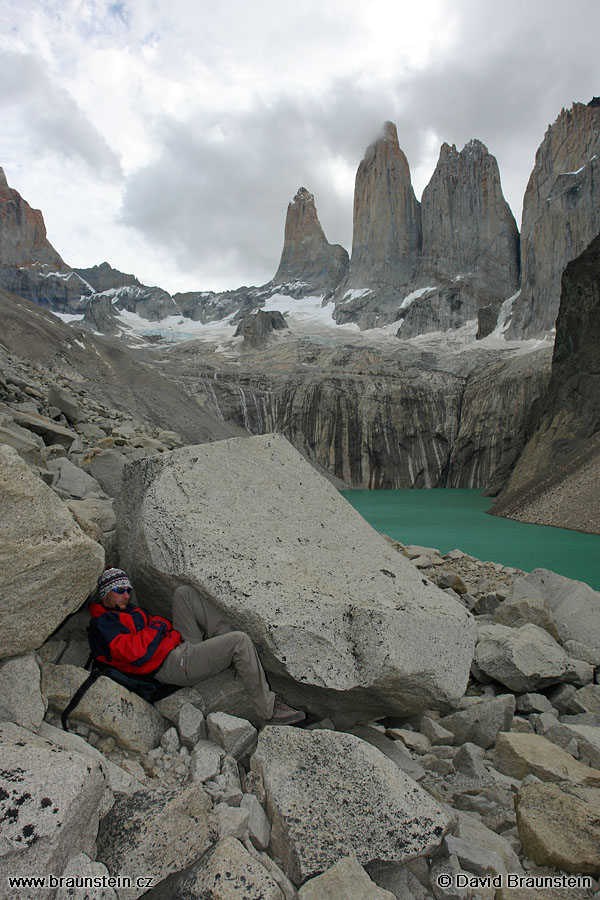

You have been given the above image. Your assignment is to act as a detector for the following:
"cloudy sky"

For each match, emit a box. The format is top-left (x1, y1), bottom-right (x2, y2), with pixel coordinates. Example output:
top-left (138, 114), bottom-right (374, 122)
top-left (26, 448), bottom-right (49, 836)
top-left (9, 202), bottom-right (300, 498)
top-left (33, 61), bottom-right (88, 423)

top-left (1, 0), bottom-right (599, 294)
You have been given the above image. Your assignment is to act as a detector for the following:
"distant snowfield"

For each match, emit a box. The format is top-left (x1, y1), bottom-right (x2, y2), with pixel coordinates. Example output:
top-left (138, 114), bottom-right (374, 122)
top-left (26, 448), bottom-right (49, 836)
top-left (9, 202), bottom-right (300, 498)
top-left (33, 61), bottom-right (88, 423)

top-left (50, 290), bottom-right (552, 357)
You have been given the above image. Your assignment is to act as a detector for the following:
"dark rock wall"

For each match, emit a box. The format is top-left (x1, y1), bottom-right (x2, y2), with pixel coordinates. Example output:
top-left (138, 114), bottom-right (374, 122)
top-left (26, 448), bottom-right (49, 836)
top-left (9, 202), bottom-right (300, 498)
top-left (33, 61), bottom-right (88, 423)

top-left (191, 353), bottom-right (550, 492)
top-left (493, 233), bottom-right (600, 530)
top-left (506, 103), bottom-right (600, 339)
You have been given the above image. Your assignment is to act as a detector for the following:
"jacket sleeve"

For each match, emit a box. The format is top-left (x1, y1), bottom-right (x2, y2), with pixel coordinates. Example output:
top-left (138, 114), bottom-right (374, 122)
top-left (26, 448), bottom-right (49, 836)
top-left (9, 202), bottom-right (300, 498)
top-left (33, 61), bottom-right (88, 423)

top-left (91, 613), bottom-right (169, 669)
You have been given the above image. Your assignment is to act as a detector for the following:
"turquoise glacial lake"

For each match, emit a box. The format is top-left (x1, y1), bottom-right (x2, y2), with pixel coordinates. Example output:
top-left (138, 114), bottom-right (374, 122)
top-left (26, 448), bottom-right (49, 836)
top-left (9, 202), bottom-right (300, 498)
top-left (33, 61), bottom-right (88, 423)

top-left (341, 489), bottom-right (600, 591)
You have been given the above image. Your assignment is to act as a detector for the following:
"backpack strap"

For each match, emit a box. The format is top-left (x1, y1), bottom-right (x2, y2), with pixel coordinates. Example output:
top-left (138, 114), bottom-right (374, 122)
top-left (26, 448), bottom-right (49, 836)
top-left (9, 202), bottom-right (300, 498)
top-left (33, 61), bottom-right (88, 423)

top-left (61, 669), bottom-right (101, 732)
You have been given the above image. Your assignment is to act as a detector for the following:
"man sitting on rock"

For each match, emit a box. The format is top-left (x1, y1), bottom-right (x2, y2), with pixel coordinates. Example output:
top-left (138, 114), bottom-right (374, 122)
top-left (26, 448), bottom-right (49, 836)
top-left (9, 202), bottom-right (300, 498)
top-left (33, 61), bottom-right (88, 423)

top-left (88, 567), bottom-right (306, 725)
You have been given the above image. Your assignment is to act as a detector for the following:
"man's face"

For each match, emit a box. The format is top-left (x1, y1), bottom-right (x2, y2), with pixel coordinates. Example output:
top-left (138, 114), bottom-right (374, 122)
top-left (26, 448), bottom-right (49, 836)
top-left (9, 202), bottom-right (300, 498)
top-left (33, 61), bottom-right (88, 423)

top-left (103, 588), bottom-right (132, 610)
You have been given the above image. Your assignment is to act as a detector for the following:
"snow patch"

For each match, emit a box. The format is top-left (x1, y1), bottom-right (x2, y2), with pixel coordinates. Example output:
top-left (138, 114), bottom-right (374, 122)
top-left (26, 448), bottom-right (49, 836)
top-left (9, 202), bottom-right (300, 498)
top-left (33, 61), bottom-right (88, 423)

top-left (398, 286), bottom-right (437, 311)
top-left (489, 290), bottom-right (521, 338)
top-left (342, 288), bottom-right (372, 301)
top-left (51, 311), bottom-right (85, 323)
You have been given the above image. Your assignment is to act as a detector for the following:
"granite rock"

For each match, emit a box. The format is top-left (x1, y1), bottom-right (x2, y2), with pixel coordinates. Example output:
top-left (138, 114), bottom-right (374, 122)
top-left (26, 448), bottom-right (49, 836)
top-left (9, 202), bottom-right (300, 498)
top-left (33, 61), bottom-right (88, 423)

top-left (298, 854), bottom-right (396, 899)
top-left (96, 783), bottom-right (216, 900)
top-left (0, 445), bottom-right (104, 658)
top-left (250, 726), bottom-right (450, 885)
top-left (493, 732), bottom-right (600, 786)
top-left (0, 722), bottom-right (107, 900)
top-left (41, 663), bottom-right (168, 753)
top-left (507, 102), bottom-right (600, 338)
top-left (272, 187), bottom-right (349, 294)
top-left (516, 781), bottom-right (600, 875)
top-left (116, 434), bottom-right (476, 721)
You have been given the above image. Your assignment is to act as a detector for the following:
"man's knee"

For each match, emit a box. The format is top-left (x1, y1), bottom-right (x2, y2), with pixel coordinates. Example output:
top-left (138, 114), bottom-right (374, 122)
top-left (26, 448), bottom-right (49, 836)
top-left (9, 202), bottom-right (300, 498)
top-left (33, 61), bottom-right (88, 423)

top-left (173, 584), bottom-right (193, 604)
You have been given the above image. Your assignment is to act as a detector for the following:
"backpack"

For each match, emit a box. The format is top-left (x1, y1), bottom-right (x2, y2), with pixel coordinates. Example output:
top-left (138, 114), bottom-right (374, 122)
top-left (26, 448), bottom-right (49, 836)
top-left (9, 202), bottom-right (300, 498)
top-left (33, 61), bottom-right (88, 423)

top-left (61, 652), bottom-right (178, 732)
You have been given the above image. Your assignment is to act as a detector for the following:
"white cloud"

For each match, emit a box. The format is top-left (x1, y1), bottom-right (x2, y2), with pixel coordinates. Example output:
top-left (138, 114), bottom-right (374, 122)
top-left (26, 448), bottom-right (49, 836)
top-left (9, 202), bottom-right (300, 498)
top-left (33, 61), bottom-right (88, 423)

top-left (1, 0), bottom-right (599, 292)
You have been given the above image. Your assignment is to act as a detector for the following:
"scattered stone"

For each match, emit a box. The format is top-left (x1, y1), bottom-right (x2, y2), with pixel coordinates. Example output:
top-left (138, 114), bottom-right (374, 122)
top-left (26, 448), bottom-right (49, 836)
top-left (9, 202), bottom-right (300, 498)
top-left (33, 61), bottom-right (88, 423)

top-left (0, 411), bottom-right (45, 464)
top-left (514, 570), bottom-right (600, 652)
top-left (48, 384), bottom-right (85, 425)
top-left (36, 639), bottom-right (67, 664)
top-left (348, 724), bottom-right (426, 779)
top-left (419, 715), bottom-right (456, 745)
top-left (387, 727), bottom-right (431, 755)
top-left (544, 721), bottom-right (600, 770)
top-left (439, 695), bottom-right (515, 749)
top-left (60, 637), bottom-right (90, 668)
top-left (455, 809), bottom-right (524, 874)
top-left (516, 781), bottom-right (600, 875)
top-left (546, 683), bottom-right (577, 714)
top-left (177, 701), bottom-right (206, 747)
top-left (49, 456), bottom-right (104, 500)
top-left (493, 732), bottom-right (600, 785)
top-left (299, 854), bottom-right (396, 899)
top-left (444, 833), bottom-right (507, 876)
top-left (160, 726), bottom-right (180, 754)
top-left (453, 742), bottom-right (488, 779)
top-left (154, 685), bottom-right (206, 721)
top-left (250, 726), bottom-right (450, 885)
top-left (516, 693), bottom-right (556, 715)
top-left (569, 685), bottom-right (600, 715)
top-left (207, 711), bottom-right (258, 759)
top-left (563, 640), bottom-right (600, 666)
top-left (0, 445), bottom-right (104, 657)
top-left (158, 670), bottom-right (262, 727)
top-left (215, 803), bottom-right (250, 841)
top-left (9, 407), bottom-right (78, 448)
top-left (241, 792), bottom-right (271, 850)
top-left (189, 739), bottom-right (225, 783)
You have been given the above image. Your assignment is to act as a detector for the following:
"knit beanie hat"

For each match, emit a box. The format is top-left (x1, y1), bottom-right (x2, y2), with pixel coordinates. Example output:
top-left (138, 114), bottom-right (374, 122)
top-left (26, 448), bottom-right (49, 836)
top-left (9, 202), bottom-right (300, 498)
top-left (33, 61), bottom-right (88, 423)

top-left (98, 566), bottom-right (132, 600)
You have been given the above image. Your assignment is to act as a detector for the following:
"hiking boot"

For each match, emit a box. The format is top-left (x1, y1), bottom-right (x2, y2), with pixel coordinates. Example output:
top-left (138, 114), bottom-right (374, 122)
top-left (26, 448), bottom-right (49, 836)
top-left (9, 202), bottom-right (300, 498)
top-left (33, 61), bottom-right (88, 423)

top-left (268, 695), bottom-right (306, 726)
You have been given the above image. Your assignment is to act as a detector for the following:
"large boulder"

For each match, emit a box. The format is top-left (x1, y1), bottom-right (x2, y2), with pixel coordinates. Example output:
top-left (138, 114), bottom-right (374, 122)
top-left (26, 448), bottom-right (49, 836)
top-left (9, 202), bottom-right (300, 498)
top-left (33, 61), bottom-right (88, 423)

top-left (250, 726), bottom-right (451, 885)
top-left (0, 722), bottom-right (108, 900)
top-left (116, 434), bottom-right (476, 720)
top-left (0, 445), bottom-right (104, 658)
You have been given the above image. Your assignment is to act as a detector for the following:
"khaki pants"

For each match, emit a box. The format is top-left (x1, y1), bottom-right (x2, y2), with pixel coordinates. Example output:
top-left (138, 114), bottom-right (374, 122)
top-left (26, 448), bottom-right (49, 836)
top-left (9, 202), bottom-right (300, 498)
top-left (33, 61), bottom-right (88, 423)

top-left (155, 585), bottom-right (275, 719)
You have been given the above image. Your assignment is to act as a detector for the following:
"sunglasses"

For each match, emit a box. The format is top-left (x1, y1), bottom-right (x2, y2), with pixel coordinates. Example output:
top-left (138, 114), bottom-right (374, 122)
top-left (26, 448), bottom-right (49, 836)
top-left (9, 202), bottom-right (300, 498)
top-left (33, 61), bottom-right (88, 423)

top-left (113, 587), bottom-right (132, 594)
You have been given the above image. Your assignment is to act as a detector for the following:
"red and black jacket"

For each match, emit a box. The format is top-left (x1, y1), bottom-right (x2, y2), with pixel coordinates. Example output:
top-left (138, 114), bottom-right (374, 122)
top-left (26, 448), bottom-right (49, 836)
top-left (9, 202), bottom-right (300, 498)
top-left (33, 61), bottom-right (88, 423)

top-left (88, 601), bottom-right (182, 675)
